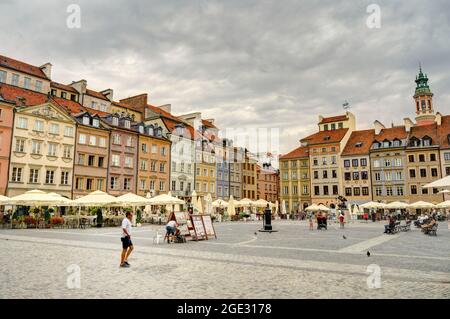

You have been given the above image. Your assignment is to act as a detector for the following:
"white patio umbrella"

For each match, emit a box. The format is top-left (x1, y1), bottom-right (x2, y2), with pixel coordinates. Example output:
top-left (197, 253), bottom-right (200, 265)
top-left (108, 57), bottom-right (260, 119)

top-left (360, 201), bottom-right (386, 209)
top-left (0, 195), bottom-right (11, 205)
top-left (9, 190), bottom-right (69, 206)
top-left (281, 200), bottom-right (287, 215)
top-left (191, 190), bottom-right (198, 211)
top-left (212, 199), bottom-right (229, 208)
top-left (385, 201), bottom-right (409, 209)
top-left (72, 191), bottom-right (118, 206)
top-left (305, 204), bottom-right (320, 212)
top-left (439, 190), bottom-right (450, 194)
top-left (204, 193), bottom-right (213, 215)
top-left (239, 198), bottom-right (255, 207)
top-left (254, 199), bottom-right (274, 208)
top-left (436, 201), bottom-right (450, 209)
top-left (148, 194), bottom-right (185, 206)
top-left (227, 195), bottom-right (236, 217)
top-left (408, 201), bottom-right (436, 209)
top-left (275, 200), bottom-right (279, 216)
top-left (317, 204), bottom-right (330, 212)
top-left (422, 176), bottom-right (450, 189)
top-left (116, 193), bottom-right (151, 206)
top-left (196, 196), bottom-right (204, 215)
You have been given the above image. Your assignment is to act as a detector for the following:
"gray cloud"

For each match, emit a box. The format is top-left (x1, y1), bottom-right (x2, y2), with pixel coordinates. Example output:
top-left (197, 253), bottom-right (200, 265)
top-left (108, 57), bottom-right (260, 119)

top-left (1, 0), bottom-right (450, 155)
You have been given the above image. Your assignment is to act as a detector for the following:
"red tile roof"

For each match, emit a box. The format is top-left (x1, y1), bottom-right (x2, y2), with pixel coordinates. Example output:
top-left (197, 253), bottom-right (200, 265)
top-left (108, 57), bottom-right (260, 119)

top-left (202, 119), bottom-right (217, 129)
top-left (86, 89), bottom-right (109, 101)
top-left (52, 97), bottom-right (109, 117)
top-left (301, 128), bottom-right (349, 145)
top-left (342, 129), bottom-right (375, 156)
top-left (280, 146), bottom-right (309, 159)
top-left (0, 55), bottom-right (49, 80)
top-left (409, 123), bottom-right (439, 144)
top-left (51, 81), bottom-right (78, 93)
top-left (373, 126), bottom-right (407, 141)
top-left (0, 83), bottom-right (48, 106)
top-left (161, 117), bottom-right (195, 140)
top-left (319, 115), bottom-right (348, 124)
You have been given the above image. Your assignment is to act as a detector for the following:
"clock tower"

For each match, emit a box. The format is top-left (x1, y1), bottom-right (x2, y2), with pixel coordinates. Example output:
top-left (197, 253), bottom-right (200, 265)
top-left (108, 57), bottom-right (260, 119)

top-left (414, 66), bottom-right (435, 126)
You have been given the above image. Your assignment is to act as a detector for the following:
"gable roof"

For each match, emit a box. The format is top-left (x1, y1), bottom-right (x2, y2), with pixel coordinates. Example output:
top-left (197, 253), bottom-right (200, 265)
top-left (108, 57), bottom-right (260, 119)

top-left (202, 119), bottom-right (217, 129)
top-left (0, 55), bottom-right (49, 80)
top-left (319, 115), bottom-right (348, 125)
top-left (280, 146), bottom-right (309, 160)
top-left (86, 89), bottom-right (109, 101)
top-left (51, 81), bottom-right (78, 93)
top-left (438, 115), bottom-right (450, 149)
top-left (0, 83), bottom-right (48, 106)
top-left (409, 123), bottom-right (439, 144)
top-left (301, 128), bottom-right (349, 145)
top-left (373, 126), bottom-right (407, 141)
top-left (342, 129), bottom-right (375, 156)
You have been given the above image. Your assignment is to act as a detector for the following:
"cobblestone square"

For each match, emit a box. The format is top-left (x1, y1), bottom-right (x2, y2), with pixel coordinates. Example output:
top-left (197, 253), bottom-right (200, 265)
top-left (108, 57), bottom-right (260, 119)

top-left (0, 220), bottom-right (449, 299)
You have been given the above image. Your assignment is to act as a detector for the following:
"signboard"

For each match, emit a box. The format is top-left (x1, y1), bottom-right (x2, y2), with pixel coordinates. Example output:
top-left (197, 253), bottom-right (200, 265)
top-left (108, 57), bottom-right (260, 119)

top-left (191, 215), bottom-right (207, 241)
top-left (167, 212), bottom-right (191, 237)
top-left (201, 215), bottom-right (217, 239)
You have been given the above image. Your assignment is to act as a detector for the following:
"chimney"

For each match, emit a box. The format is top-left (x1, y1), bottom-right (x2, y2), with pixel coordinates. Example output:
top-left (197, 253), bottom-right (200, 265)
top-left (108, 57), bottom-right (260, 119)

top-left (318, 115), bottom-right (324, 129)
top-left (159, 104), bottom-right (172, 114)
top-left (119, 93), bottom-right (147, 114)
top-left (435, 112), bottom-right (442, 126)
top-left (403, 118), bottom-right (414, 132)
top-left (101, 89), bottom-right (114, 101)
top-left (71, 80), bottom-right (87, 95)
top-left (40, 63), bottom-right (52, 79)
top-left (373, 120), bottom-right (385, 136)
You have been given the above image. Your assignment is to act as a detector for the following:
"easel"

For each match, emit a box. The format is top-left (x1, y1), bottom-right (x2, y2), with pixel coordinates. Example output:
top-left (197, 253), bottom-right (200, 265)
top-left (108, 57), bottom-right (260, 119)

top-left (165, 211), bottom-right (192, 243)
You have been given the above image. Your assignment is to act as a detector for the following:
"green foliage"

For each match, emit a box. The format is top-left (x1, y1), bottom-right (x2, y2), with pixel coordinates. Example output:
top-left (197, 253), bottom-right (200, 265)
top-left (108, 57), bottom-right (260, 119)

top-left (136, 209), bottom-right (142, 224)
top-left (239, 212), bottom-right (250, 219)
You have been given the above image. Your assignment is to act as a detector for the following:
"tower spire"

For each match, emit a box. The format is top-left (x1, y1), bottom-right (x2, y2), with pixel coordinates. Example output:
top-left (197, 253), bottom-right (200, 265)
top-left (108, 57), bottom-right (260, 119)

top-left (413, 64), bottom-right (435, 126)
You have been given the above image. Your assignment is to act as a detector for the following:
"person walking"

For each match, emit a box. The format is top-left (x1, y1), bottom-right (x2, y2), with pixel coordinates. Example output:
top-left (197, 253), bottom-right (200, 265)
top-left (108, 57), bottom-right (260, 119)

top-left (339, 213), bottom-right (345, 229)
top-left (120, 212), bottom-right (134, 268)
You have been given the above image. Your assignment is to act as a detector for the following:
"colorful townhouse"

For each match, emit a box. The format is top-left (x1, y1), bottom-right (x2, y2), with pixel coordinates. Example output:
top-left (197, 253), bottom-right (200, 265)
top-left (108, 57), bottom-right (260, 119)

top-left (257, 163), bottom-right (279, 203)
top-left (279, 146), bottom-right (311, 213)
top-left (1, 84), bottom-right (76, 198)
top-left (134, 122), bottom-right (171, 197)
top-left (103, 113), bottom-right (138, 196)
top-left (0, 86), bottom-right (15, 195)
top-left (242, 149), bottom-right (258, 200)
top-left (341, 129), bottom-right (374, 205)
top-left (230, 146), bottom-right (244, 200)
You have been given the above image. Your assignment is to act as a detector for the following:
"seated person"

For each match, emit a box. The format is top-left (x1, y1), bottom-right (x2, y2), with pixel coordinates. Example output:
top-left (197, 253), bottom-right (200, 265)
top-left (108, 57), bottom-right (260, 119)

top-left (421, 217), bottom-right (436, 233)
top-left (384, 216), bottom-right (396, 233)
top-left (166, 220), bottom-right (179, 242)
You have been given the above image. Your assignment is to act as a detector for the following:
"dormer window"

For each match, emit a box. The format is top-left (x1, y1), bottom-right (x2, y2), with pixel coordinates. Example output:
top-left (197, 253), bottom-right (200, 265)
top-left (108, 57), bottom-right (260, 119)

top-left (355, 142), bottom-right (363, 148)
top-left (372, 142), bottom-right (379, 149)
top-left (112, 116), bottom-right (119, 126)
top-left (148, 126), bottom-right (154, 136)
top-left (82, 116), bottom-right (90, 125)
top-left (393, 139), bottom-right (401, 147)
top-left (92, 119), bottom-right (100, 128)
top-left (156, 128), bottom-right (162, 137)
top-left (323, 136), bottom-right (331, 141)
top-left (139, 125), bottom-right (144, 134)
top-left (124, 120), bottom-right (131, 129)
top-left (422, 136), bottom-right (431, 147)
top-left (383, 140), bottom-right (390, 148)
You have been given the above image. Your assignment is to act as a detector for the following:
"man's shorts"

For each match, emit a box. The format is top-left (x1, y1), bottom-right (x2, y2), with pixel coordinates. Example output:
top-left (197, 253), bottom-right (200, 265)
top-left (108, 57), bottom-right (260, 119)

top-left (121, 236), bottom-right (133, 249)
top-left (166, 225), bottom-right (176, 235)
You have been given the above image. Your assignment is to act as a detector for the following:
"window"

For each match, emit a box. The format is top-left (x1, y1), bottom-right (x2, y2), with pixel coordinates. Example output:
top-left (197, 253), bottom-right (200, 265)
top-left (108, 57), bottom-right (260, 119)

top-left (124, 178), bottom-right (131, 190)
top-left (61, 172), bottom-right (69, 185)
top-left (345, 187), bottom-right (352, 196)
top-left (15, 139), bottom-right (25, 152)
top-left (112, 154), bottom-right (120, 166)
top-left (408, 155), bottom-right (415, 163)
top-left (160, 163), bottom-right (165, 172)
top-left (420, 168), bottom-right (427, 178)
top-left (31, 140), bottom-right (42, 154)
top-left (152, 144), bottom-right (157, 154)
top-left (17, 117), bottom-right (28, 129)
top-left (126, 136), bottom-right (133, 147)
top-left (332, 185), bottom-right (339, 195)
top-left (125, 157), bottom-right (133, 168)
top-left (61, 92), bottom-right (67, 99)
top-left (444, 152), bottom-right (450, 161)
top-left (159, 181), bottom-right (165, 191)
top-left (47, 143), bottom-right (57, 156)
top-left (361, 171), bottom-right (368, 180)
top-left (172, 181), bottom-right (177, 191)
top-left (75, 178), bottom-right (83, 190)
top-left (293, 186), bottom-right (298, 195)
top-left (324, 124), bottom-right (329, 131)
top-left (29, 169), bottom-right (39, 183)
top-left (82, 116), bottom-right (90, 125)
top-left (385, 172), bottom-right (391, 181)
top-left (64, 126), bottom-right (74, 137)
top-left (397, 187), bottom-right (404, 196)
top-left (34, 120), bottom-right (44, 132)
top-left (352, 159), bottom-right (359, 167)
top-left (431, 168), bottom-right (438, 177)
top-left (331, 156), bottom-right (337, 164)
top-left (314, 186), bottom-right (320, 196)
top-left (71, 94), bottom-right (77, 102)
top-left (313, 158), bottom-right (318, 166)
top-left (78, 154), bottom-right (85, 165)
top-left (49, 123), bottom-right (59, 135)
top-left (24, 77), bottom-right (31, 89)
top-left (98, 157), bottom-right (104, 168)
top-left (142, 143), bottom-right (148, 153)
top-left (323, 185), bottom-right (329, 196)
top-left (124, 120), bottom-right (131, 129)
top-left (283, 186), bottom-right (289, 195)
top-left (409, 169), bottom-right (416, 178)
top-left (375, 187), bottom-right (382, 197)
top-left (446, 167), bottom-right (450, 176)
top-left (0, 70), bottom-right (6, 83)
top-left (303, 185), bottom-right (308, 195)
top-left (110, 177), bottom-right (119, 190)
top-left (99, 137), bottom-right (106, 147)
top-left (386, 186), bottom-right (393, 196)
top-left (352, 172), bottom-right (360, 180)
top-left (313, 171), bottom-right (319, 179)
top-left (332, 170), bottom-right (337, 178)
top-left (344, 160), bottom-right (350, 168)
top-left (35, 81), bottom-right (42, 92)
top-left (375, 172), bottom-right (381, 181)
top-left (344, 172), bottom-right (351, 181)
top-left (88, 155), bottom-right (95, 166)
top-left (395, 171), bottom-right (403, 180)
top-left (51, 89), bottom-right (57, 96)
top-left (362, 187), bottom-right (369, 196)
top-left (45, 170), bottom-right (55, 184)
top-left (112, 134), bottom-right (121, 145)
top-left (91, 101), bottom-right (98, 110)
top-left (422, 188), bottom-right (428, 195)
top-left (161, 147), bottom-right (167, 156)
top-left (430, 154), bottom-right (436, 162)
top-left (140, 179), bottom-right (146, 190)
top-left (89, 135), bottom-right (97, 146)
top-left (86, 178), bottom-right (93, 190)
top-left (360, 158), bottom-right (367, 166)
top-left (151, 161), bottom-right (156, 172)
top-left (384, 159), bottom-right (391, 167)
top-left (79, 134), bottom-right (87, 144)
top-left (419, 154), bottom-right (425, 162)
top-left (112, 117), bottom-right (119, 126)
top-left (12, 74), bottom-right (19, 86)
top-left (140, 160), bottom-right (147, 171)
top-left (11, 167), bottom-right (23, 182)
top-left (100, 104), bottom-right (107, 112)
top-left (353, 187), bottom-right (361, 196)
top-left (411, 185), bottom-right (417, 195)
top-left (323, 170), bottom-right (328, 179)
top-left (373, 160), bottom-right (380, 168)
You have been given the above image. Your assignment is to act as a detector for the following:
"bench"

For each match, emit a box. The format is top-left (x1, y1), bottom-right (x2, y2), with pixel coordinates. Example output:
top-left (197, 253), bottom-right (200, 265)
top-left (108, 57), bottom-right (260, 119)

top-left (399, 221), bottom-right (412, 232)
top-left (424, 224), bottom-right (438, 236)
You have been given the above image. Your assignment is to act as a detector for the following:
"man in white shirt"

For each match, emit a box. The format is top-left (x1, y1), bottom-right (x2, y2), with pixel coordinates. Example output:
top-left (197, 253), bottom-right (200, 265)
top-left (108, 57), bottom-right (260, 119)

top-left (166, 220), bottom-right (178, 243)
top-left (120, 212), bottom-right (134, 268)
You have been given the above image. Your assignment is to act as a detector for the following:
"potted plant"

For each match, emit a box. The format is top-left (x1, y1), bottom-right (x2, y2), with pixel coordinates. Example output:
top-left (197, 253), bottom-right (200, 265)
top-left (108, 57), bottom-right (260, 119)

top-left (136, 209), bottom-right (142, 226)
top-left (24, 216), bottom-right (37, 228)
top-left (50, 217), bottom-right (64, 228)
top-left (95, 208), bottom-right (103, 228)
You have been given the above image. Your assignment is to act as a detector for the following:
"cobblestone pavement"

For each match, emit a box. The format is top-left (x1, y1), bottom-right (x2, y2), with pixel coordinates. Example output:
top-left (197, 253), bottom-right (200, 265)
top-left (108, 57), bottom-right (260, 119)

top-left (0, 220), bottom-right (449, 299)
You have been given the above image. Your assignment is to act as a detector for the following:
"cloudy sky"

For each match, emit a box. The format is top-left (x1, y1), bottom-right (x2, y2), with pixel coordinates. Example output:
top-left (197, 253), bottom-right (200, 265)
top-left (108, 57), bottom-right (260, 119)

top-left (1, 0), bottom-right (450, 155)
